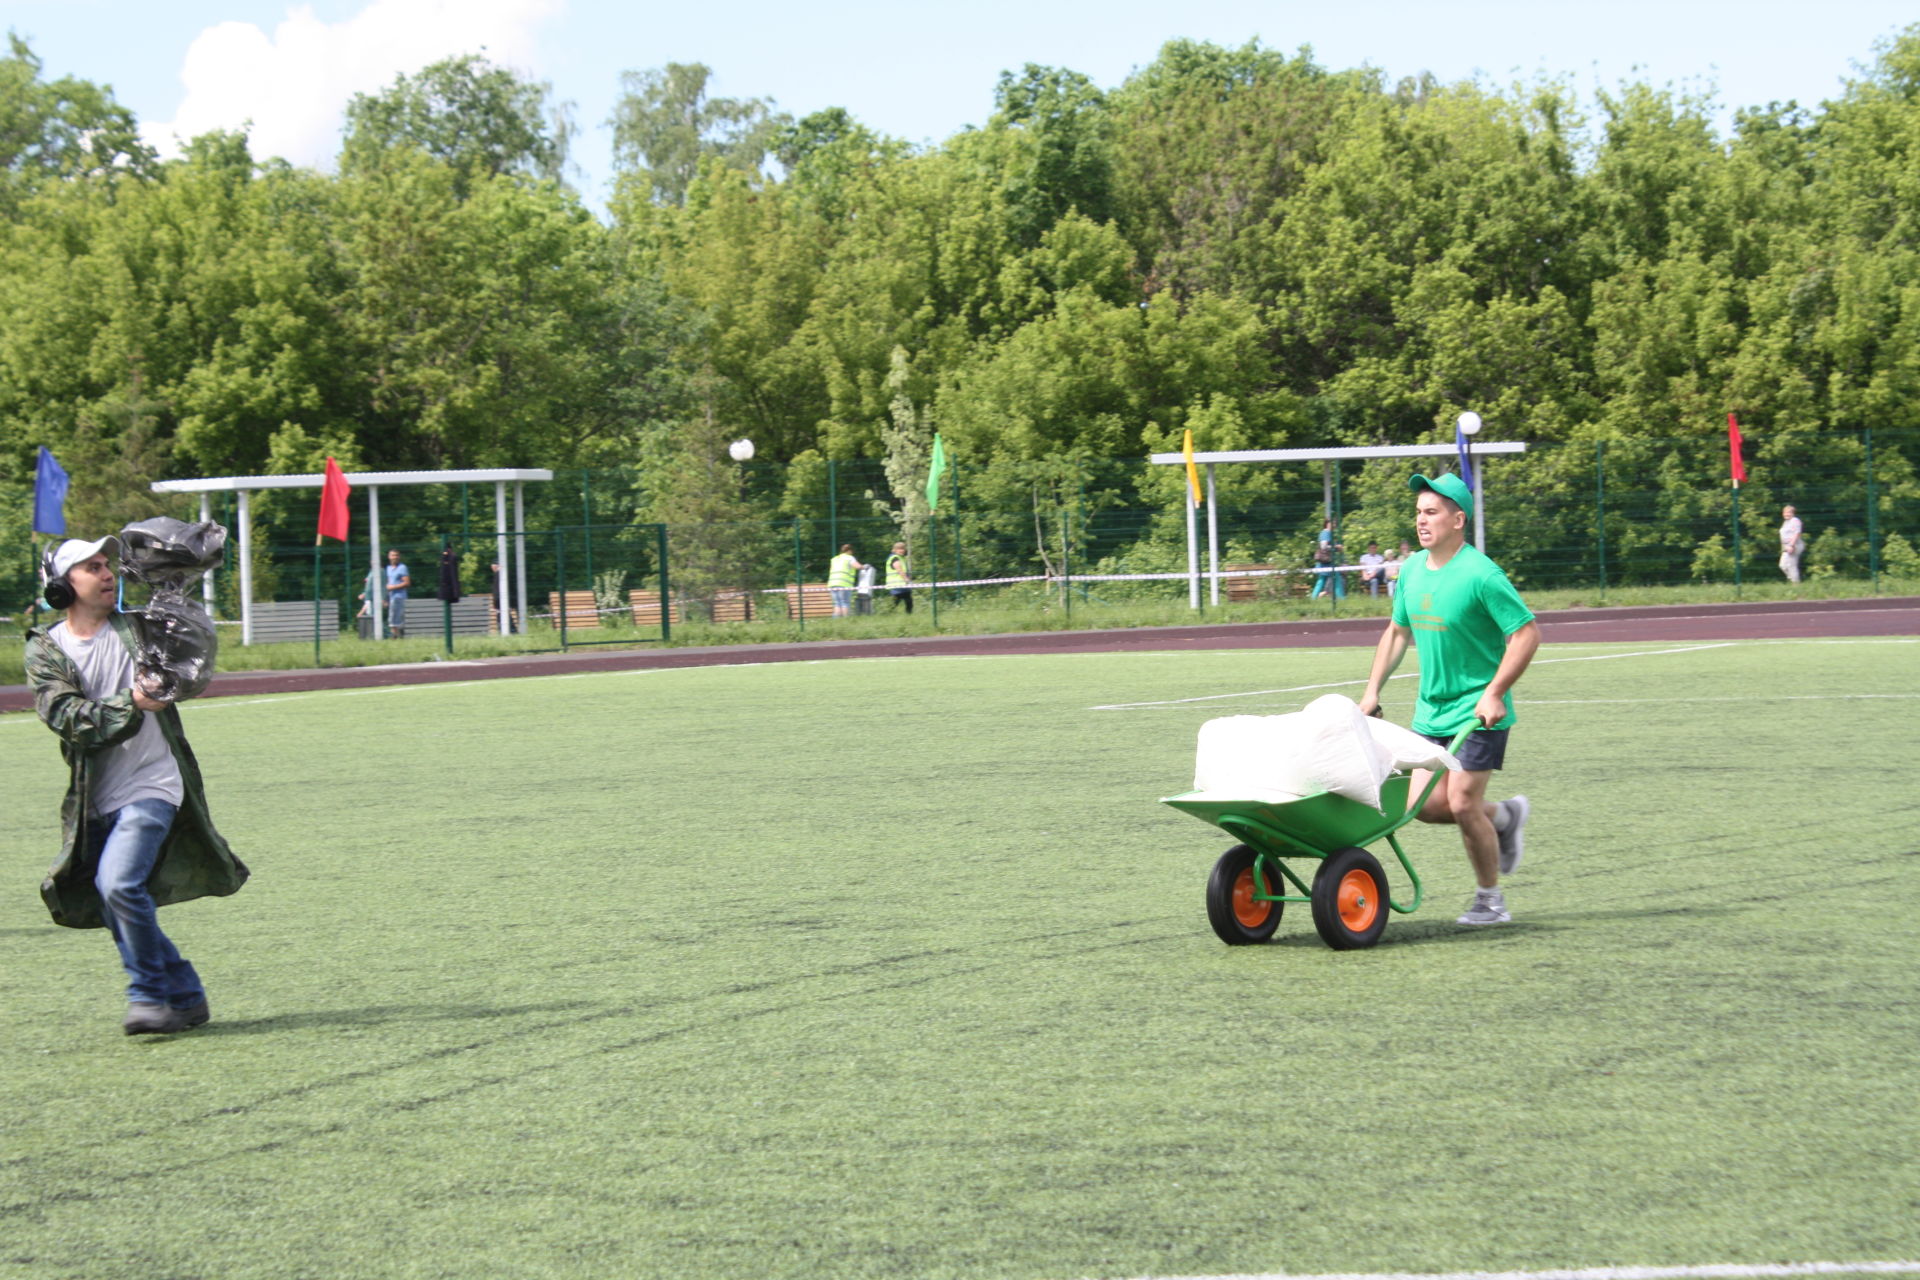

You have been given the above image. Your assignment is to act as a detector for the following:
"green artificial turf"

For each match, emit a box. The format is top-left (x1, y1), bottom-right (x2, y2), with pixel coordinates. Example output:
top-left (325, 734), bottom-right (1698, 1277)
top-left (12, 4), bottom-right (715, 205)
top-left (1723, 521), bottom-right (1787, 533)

top-left (1, 637), bottom-right (1916, 1280)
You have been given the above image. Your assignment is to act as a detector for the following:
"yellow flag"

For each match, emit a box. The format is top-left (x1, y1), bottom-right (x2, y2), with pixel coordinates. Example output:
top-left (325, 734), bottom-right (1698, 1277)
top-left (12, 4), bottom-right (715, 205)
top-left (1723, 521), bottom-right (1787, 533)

top-left (1182, 429), bottom-right (1202, 507)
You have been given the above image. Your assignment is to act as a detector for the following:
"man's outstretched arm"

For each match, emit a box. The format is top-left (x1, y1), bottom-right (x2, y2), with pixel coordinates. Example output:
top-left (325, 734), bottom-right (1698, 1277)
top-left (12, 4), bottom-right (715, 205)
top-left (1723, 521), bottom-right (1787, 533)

top-left (1357, 621), bottom-right (1412, 718)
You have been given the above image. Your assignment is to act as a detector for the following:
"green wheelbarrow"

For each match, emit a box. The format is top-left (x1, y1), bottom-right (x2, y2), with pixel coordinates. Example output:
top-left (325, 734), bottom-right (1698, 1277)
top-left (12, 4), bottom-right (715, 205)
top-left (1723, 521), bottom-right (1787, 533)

top-left (1161, 722), bottom-right (1477, 950)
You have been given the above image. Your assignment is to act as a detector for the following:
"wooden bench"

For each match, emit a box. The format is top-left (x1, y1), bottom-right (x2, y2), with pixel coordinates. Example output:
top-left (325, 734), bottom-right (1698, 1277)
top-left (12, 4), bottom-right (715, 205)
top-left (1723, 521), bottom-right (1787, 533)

top-left (627, 589), bottom-right (685, 627)
top-left (709, 590), bottom-right (754, 623)
top-left (548, 590), bottom-right (601, 629)
top-left (1221, 563), bottom-right (1266, 603)
top-left (1219, 563), bottom-right (1312, 601)
top-left (785, 584), bottom-right (835, 620)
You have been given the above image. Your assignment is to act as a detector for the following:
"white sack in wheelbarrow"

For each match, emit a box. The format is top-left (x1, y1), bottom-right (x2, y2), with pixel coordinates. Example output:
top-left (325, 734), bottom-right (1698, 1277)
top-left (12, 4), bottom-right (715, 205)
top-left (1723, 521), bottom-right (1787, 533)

top-left (1191, 694), bottom-right (1461, 811)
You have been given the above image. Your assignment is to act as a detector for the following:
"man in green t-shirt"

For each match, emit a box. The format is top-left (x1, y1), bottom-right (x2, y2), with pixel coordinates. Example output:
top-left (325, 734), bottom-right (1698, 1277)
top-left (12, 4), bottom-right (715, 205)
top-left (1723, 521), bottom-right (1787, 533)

top-left (1357, 472), bottom-right (1541, 925)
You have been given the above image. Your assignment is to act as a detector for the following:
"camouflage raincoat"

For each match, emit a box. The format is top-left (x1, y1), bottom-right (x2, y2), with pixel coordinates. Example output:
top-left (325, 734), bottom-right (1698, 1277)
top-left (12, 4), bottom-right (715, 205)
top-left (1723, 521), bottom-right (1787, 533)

top-left (24, 611), bottom-right (248, 929)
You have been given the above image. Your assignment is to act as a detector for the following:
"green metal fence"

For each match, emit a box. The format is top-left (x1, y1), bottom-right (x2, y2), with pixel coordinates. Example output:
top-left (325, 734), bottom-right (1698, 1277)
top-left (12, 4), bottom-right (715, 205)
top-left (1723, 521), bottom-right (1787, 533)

top-left (9, 431), bottom-right (1916, 641)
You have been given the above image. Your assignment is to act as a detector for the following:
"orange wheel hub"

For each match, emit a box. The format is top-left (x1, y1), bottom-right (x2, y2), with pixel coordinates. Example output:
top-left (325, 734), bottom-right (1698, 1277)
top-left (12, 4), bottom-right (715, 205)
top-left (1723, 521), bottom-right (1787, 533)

top-left (1337, 869), bottom-right (1379, 932)
top-left (1232, 867), bottom-right (1272, 929)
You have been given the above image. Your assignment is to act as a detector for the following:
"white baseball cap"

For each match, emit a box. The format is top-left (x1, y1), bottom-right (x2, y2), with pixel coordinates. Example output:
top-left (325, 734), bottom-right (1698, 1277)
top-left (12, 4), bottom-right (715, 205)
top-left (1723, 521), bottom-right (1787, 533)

top-left (48, 536), bottom-right (122, 580)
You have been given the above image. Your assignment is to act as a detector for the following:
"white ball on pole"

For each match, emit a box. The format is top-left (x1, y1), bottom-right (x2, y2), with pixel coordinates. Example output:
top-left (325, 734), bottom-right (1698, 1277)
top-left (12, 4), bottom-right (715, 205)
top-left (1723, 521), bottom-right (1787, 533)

top-left (1456, 411), bottom-right (1482, 436)
top-left (728, 438), bottom-right (755, 462)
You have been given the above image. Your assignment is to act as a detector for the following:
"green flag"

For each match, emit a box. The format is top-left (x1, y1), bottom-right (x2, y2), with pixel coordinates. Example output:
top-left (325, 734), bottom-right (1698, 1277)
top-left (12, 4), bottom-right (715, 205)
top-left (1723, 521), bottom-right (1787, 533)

top-left (926, 433), bottom-right (948, 511)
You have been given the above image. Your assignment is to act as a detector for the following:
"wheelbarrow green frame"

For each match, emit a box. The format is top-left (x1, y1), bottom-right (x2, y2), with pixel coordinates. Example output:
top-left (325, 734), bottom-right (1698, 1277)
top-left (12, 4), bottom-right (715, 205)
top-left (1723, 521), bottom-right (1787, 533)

top-left (1161, 722), bottom-right (1479, 939)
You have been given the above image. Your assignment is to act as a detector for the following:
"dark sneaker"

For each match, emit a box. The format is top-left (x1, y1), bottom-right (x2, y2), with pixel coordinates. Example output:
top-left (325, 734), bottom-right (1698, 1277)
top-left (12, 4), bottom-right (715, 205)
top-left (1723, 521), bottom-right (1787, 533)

top-left (1457, 888), bottom-right (1511, 926)
top-left (123, 1002), bottom-right (191, 1035)
top-left (176, 999), bottom-right (211, 1029)
top-left (1497, 795), bottom-right (1530, 875)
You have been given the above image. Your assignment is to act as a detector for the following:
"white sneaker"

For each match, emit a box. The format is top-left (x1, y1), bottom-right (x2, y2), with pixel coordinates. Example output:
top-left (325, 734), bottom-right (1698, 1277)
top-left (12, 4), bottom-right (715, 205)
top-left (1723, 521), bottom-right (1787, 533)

top-left (1457, 887), bottom-right (1510, 926)
top-left (1497, 795), bottom-right (1529, 875)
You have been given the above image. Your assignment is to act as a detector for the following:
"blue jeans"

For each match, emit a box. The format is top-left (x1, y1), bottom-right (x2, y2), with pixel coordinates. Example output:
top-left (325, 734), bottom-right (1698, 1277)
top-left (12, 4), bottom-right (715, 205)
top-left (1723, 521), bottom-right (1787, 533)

top-left (89, 799), bottom-right (204, 1008)
top-left (388, 591), bottom-right (407, 631)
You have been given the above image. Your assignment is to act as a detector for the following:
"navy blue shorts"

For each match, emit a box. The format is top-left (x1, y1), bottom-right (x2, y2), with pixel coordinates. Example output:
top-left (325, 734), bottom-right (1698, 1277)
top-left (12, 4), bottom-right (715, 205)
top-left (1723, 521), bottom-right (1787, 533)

top-left (1421, 727), bottom-right (1509, 772)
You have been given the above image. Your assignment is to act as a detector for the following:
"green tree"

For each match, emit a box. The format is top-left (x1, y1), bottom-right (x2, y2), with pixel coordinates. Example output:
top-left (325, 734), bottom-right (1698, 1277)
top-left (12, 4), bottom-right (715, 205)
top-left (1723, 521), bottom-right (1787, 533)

top-left (0, 33), bottom-right (154, 215)
top-left (341, 54), bottom-right (572, 197)
top-left (988, 64), bottom-right (1114, 247)
top-left (338, 155), bottom-right (632, 469)
top-left (1108, 39), bottom-right (1362, 302)
top-left (608, 63), bottom-right (786, 206)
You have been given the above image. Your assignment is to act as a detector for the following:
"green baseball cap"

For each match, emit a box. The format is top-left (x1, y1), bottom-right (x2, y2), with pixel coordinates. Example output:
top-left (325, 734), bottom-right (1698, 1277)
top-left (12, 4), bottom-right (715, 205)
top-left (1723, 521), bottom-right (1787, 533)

top-left (1408, 472), bottom-right (1474, 519)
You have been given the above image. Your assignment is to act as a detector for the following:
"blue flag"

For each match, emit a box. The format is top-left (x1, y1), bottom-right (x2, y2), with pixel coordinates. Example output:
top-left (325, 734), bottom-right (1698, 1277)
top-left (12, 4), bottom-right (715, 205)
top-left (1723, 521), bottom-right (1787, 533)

top-left (33, 447), bottom-right (69, 536)
top-left (1454, 424), bottom-right (1476, 492)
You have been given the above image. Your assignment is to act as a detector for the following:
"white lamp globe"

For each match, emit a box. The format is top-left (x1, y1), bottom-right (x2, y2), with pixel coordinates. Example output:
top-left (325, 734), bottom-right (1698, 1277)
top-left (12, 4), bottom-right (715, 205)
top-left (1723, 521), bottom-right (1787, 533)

top-left (1456, 411), bottom-right (1482, 436)
top-left (728, 438), bottom-right (755, 462)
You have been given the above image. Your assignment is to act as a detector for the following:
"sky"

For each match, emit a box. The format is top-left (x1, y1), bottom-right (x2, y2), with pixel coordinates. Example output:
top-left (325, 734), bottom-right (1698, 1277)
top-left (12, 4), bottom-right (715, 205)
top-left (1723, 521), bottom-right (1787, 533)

top-left (7, 0), bottom-right (1918, 216)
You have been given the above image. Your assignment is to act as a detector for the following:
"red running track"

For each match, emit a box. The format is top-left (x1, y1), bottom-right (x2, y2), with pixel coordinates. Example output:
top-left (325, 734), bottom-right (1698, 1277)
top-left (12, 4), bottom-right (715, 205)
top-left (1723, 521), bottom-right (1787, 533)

top-left (3, 597), bottom-right (1912, 714)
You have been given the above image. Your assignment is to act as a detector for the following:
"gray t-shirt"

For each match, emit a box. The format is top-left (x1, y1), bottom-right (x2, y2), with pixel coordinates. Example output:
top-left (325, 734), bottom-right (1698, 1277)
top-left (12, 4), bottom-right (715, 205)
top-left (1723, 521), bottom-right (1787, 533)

top-left (50, 620), bottom-right (184, 815)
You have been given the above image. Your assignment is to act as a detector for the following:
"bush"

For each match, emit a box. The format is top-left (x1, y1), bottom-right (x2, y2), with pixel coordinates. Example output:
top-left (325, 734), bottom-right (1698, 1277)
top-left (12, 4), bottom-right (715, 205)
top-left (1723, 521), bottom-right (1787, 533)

top-left (1805, 527), bottom-right (1864, 579)
top-left (1881, 532), bottom-right (1920, 579)
top-left (1690, 534), bottom-right (1733, 583)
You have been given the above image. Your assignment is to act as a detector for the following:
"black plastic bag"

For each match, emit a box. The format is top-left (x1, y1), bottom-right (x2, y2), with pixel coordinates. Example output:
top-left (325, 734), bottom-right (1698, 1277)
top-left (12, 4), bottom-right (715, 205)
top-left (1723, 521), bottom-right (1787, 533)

top-left (119, 517), bottom-right (227, 703)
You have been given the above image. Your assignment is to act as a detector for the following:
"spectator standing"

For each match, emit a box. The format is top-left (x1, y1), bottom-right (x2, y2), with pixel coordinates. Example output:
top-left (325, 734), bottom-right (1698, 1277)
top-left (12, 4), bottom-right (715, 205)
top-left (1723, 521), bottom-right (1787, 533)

top-left (827, 545), bottom-right (865, 618)
top-left (385, 548), bottom-right (411, 637)
top-left (886, 542), bottom-right (913, 613)
top-left (1779, 506), bottom-right (1806, 583)
top-left (25, 536), bottom-right (248, 1034)
top-left (356, 567), bottom-right (376, 639)
top-left (1310, 520), bottom-right (1346, 599)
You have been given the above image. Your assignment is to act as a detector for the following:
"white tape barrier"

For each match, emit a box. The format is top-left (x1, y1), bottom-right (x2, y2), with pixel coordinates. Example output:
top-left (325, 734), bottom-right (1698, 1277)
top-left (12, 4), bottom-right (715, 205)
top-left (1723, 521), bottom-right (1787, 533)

top-left (187, 564), bottom-right (1379, 627)
top-left (762, 564), bottom-right (1383, 593)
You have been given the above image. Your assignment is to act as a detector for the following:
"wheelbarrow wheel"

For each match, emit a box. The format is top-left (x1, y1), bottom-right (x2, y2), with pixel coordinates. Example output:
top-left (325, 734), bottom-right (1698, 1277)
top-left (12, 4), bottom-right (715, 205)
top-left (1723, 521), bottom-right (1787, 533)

top-left (1206, 845), bottom-right (1283, 945)
top-left (1311, 846), bottom-right (1389, 950)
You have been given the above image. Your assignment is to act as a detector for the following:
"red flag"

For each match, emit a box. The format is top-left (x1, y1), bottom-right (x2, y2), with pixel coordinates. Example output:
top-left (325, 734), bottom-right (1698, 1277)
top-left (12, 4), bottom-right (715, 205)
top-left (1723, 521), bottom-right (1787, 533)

top-left (1727, 413), bottom-right (1747, 487)
top-left (317, 457), bottom-right (351, 542)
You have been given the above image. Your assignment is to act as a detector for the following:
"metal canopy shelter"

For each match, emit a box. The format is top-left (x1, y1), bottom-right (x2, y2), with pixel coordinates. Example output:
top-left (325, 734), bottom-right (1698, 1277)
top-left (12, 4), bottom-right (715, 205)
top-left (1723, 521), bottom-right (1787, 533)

top-left (151, 468), bottom-right (554, 644)
top-left (1147, 442), bottom-right (1528, 608)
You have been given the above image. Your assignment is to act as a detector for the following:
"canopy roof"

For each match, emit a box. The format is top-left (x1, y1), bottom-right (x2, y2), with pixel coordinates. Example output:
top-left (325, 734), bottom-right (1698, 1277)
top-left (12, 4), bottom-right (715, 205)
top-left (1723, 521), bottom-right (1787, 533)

top-left (152, 468), bottom-right (553, 493)
top-left (1148, 443), bottom-right (1525, 465)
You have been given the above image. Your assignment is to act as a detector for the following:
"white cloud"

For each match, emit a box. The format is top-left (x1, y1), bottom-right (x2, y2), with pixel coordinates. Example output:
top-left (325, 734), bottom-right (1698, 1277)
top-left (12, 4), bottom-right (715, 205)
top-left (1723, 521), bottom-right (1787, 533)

top-left (142, 0), bottom-right (562, 168)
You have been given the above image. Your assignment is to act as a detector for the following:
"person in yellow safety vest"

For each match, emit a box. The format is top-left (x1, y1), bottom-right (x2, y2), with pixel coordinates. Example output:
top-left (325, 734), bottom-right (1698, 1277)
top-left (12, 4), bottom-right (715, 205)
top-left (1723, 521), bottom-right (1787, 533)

top-left (827, 544), bottom-right (866, 617)
top-left (885, 541), bottom-right (912, 613)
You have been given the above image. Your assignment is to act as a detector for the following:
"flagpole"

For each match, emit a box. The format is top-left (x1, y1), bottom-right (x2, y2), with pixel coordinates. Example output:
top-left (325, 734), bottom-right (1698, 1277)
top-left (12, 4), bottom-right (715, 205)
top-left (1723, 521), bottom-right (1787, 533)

top-left (925, 433), bottom-right (947, 630)
top-left (1731, 481), bottom-right (1742, 599)
top-left (313, 536), bottom-right (323, 667)
top-left (1186, 492), bottom-right (1200, 610)
top-left (1727, 412), bottom-right (1747, 598)
top-left (1183, 430), bottom-right (1201, 610)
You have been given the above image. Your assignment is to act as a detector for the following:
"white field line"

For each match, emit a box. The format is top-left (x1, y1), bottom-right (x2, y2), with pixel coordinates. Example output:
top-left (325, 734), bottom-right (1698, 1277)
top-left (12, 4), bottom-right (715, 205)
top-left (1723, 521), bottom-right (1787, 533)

top-left (1100, 1263), bottom-right (1920, 1280)
top-left (1523, 693), bottom-right (1920, 705)
top-left (0, 644), bottom-right (1426, 725)
top-left (1091, 644), bottom-right (1735, 710)
top-left (1, 632), bottom-right (1906, 725)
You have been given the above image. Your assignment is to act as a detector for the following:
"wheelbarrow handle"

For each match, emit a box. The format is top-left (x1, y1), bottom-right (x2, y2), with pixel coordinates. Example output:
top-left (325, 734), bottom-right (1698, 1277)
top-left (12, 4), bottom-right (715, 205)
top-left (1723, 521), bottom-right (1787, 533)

top-left (1402, 720), bottom-right (1489, 820)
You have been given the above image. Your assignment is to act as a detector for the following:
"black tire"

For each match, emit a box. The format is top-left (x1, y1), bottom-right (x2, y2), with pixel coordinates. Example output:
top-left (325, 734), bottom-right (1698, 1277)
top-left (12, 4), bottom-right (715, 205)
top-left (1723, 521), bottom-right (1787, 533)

top-left (1310, 846), bottom-right (1389, 950)
top-left (1205, 845), bottom-right (1283, 945)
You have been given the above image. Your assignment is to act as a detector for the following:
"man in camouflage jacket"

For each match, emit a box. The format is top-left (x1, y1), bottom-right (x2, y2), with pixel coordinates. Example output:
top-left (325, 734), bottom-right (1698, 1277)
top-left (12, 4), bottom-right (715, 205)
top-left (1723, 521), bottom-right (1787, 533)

top-left (26, 537), bottom-right (247, 1034)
